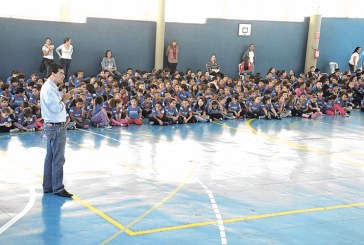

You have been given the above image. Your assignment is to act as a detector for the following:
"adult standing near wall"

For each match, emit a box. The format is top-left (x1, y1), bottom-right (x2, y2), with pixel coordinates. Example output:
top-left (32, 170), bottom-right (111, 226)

top-left (242, 44), bottom-right (256, 74)
top-left (56, 37), bottom-right (73, 82)
top-left (40, 37), bottom-right (54, 75)
top-left (348, 47), bottom-right (361, 73)
top-left (165, 39), bottom-right (179, 74)
top-left (41, 63), bottom-right (73, 198)
top-left (101, 50), bottom-right (122, 80)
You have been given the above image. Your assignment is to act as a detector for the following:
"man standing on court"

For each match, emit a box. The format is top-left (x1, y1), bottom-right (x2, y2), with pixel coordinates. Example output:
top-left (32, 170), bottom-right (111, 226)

top-left (40, 63), bottom-right (73, 197)
top-left (242, 44), bottom-right (256, 74)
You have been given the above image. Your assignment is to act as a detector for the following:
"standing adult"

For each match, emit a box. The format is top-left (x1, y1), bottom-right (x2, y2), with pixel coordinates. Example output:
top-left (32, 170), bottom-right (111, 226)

top-left (40, 37), bottom-right (54, 75)
top-left (348, 47), bottom-right (361, 73)
top-left (165, 39), bottom-right (179, 74)
top-left (40, 63), bottom-right (73, 197)
top-left (101, 50), bottom-right (122, 80)
top-left (56, 37), bottom-right (73, 82)
top-left (242, 44), bottom-right (256, 74)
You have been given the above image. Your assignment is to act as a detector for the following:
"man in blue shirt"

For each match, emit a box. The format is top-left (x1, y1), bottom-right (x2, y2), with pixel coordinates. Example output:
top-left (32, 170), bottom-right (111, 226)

top-left (40, 63), bottom-right (73, 198)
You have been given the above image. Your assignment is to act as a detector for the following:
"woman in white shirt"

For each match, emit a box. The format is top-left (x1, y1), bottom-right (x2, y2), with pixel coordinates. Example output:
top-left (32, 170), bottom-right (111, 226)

top-left (348, 47), bottom-right (361, 73)
top-left (56, 37), bottom-right (73, 81)
top-left (40, 37), bottom-right (55, 75)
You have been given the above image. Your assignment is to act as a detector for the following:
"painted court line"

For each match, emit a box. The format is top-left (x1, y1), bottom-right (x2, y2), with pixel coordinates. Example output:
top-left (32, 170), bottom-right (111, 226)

top-left (0, 187), bottom-right (36, 235)
top-left (100, 164), bottom-right (196, 244)
top-left (130, 202), bottom-right (364, 235)
top-left (198, 180), bottom-right (227, 245)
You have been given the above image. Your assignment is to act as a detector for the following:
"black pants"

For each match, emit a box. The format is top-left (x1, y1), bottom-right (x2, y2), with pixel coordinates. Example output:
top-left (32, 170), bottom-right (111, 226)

top-left (209, 113), bottom-right (224, 120)
top-left (40, 58), bottom-right (54, 76)
top-left (0, 125), bottom-right (15, 133)
top-left (60, 58), bottom-right (72, 82)
top-left (167, 62), bottom-right (177, 74)
top-left (149, 116), bottom-right (169, 125)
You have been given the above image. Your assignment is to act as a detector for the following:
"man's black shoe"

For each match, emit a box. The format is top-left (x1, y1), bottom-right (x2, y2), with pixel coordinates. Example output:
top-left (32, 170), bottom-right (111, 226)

top-left (43, 190), bottom-right (52, 194)
top-left (54, 190), bottom-right (73, 198)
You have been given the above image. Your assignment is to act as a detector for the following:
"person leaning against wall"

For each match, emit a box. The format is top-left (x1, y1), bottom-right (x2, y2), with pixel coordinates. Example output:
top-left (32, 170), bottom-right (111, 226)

top-left (242, 44), bottom-right (256, 74)
top-left (40, 37), bottom-right (54, 75)
top-left (348, 47), bottom-right (361, 73)
top-left (101, 50), bottom-right (122, 80)
top-left (165, 39), bottom-right (179, 74)
top-left (56, 37), bottom-right (73, 83)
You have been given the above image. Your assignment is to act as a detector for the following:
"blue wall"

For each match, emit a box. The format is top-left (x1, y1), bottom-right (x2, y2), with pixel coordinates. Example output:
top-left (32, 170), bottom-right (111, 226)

top-left (1, 16), bottom-right (363, 81)
top-left (165, 18), bottom-right (309, 77)
top-left (0, 17), bottom-right (156, 80)
top-left (318, 18), bottom-right (364, 74)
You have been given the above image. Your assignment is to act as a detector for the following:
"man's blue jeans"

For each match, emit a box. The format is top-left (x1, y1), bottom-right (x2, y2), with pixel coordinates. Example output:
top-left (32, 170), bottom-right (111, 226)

top-left (42, 124), bottom-right (66, 193)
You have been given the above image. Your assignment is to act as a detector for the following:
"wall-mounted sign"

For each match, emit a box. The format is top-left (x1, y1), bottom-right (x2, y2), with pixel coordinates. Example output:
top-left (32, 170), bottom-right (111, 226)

top-left (238, 24), bottom-right (251, 36)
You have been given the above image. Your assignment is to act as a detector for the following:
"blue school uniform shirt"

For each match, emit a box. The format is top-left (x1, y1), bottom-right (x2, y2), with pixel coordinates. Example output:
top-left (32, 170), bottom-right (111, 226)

top-left (93, 104), bottom-right (102, 117)
top-left (151, 107), bottom-right (165, 117)
top-left (28, 93), bottom-right (38, 104)
top-left (323, 101), bottom-right (335, 111)
top-left (70, 106), bottom-right (83, 119)
top-left (335, 98), bottom-right (348, 107)
top-left (17, 113), bottom-right (35, 126)
top-left (249, 102), bottom-right (261, 113)
top-left (316, 98), bottom-right (325, 107)
top-left (111, 107), bottom-right (122, 119)
top-left (296, 98), bottom-right (309, 110)
top-left (165, 105), bottom-right (178, 116)
top-left (141, 100), bottom-right (153, 110)
top-left (193, 105), bottom-right (206, 115)
top-left (179, 106), bottom-right (192, 117)
top-left (74, 78), bottom-right (82, 88)
top-left (177, 91), bottom-right (191, 101)
top-left (228, 101), bottom-right (241, 112)
top-left (0, 115), bottom-right (12, 124)
top-left (208, 106), bottom-right (222, 115)
top-left (127, 106), bottom-right (141, 119)
top-left (11, 94), bottom-right (27, 106)
top-left (261, 103), bottom-right (273, 112)
top-left (85, 91), bottom-right (94, 104)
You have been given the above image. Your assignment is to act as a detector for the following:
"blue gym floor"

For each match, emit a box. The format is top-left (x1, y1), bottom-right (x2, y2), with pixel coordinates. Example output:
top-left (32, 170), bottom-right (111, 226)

top-left (1, 111), bottom-right (364, 245)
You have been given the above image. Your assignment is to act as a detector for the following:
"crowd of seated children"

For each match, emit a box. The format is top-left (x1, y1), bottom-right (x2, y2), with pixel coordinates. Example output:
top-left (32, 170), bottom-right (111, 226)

top-left (1, 65), bottom-right (363, 133)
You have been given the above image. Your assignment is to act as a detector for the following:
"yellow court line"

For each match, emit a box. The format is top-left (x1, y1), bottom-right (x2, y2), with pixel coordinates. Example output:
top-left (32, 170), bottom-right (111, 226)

top-left (72, 196), bottom-right (135, 236)
top-left (100, 164), bottom-right (196, 244)
top-left (130, 202), bottom-right (364, 235)
top-left (244, 119), bottom-right (364, 167)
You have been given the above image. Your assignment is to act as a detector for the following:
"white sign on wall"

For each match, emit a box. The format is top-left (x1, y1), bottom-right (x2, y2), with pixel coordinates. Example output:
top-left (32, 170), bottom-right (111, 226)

top-left (238, 24), bottom-right (252, 36)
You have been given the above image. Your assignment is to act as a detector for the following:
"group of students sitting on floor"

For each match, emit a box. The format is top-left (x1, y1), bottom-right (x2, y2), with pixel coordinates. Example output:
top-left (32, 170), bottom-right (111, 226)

top-left (1, 65), bottom-right (364, 132)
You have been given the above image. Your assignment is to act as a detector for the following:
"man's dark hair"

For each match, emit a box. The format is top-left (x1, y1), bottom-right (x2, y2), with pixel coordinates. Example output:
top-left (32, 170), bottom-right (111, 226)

top-left (48, 63), bottom-right (64, 78)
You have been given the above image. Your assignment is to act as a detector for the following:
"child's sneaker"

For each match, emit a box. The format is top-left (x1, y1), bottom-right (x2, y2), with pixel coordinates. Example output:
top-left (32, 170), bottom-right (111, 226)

top-left (219, 118), bottom-right (223, 121)
top-left (27, 128), bottom-right (36, 132)
top-left (163, 122), bottom-right (169, 126)
top-left (10, 128), bottom-right (19, 133)
top-left (345, 113), bottom-right (350, 117)
top-left (149, 121), bottom-right (154, 125)
top-left (83, 124), bottom-right (89, 129)
top-left (302, 114), bottom-right (310, 118)
top-left (104, 124), bottom-right (112, 129)
top-left (121, 123), bottom-right (129, 127)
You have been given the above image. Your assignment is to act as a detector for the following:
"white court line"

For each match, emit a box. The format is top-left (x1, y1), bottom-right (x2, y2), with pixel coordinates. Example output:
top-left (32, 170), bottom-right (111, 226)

top-left (0, 187), bottom-right (36, 235)
top-left (198, 180), bottom-right (227, 245)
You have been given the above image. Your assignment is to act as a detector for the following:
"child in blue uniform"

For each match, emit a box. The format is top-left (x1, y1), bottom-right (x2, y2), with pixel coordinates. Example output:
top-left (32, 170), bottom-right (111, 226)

top-left (110, 98), bottom-right (128, 127)
top-left (90, 96), bottom-right (112, 128)
top-left (178, 100), bottom-right (195, 123)
top-left (126, 97), bottom-right (143, 125)
top-left (165, 98), bottom-right (180, 123)
top-left (193, 97), bottom-right (210, 122)
top-left (208, 100), bottom-right (224, 121)
top-left (69, 98), bottom-right (90, 129)
top-left (13, 107), bottom-right (37, 131)
top-left (227, 94), bottom-right (243, 119)
top-left (149, 102), bottom-right (169, 126)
